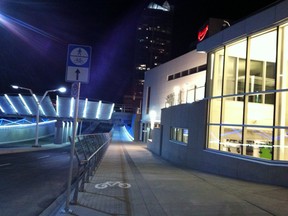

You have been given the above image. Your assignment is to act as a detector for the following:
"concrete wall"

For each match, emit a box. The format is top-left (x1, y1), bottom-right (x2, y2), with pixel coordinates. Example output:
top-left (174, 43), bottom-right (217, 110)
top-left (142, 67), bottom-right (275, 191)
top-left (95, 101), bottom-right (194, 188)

top-left (0, 120), bottom-right (74, 145)
top-left (147, 127), bottom-right (162, 155)
top-left (148, 100), bottom-right (288, 187)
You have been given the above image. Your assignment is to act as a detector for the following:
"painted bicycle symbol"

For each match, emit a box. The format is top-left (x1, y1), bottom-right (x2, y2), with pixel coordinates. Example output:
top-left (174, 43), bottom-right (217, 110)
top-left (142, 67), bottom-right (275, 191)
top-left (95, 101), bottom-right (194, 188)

top-left (95, 181), bottom-right (131, 189)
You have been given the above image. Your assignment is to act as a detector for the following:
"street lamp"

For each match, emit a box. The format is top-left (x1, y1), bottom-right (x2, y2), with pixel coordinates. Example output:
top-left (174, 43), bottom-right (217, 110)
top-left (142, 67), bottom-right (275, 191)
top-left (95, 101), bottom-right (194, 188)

top-left (11, 85), bottom-right (66, 147)
top-left (11, 85), bottom-right (34, 95)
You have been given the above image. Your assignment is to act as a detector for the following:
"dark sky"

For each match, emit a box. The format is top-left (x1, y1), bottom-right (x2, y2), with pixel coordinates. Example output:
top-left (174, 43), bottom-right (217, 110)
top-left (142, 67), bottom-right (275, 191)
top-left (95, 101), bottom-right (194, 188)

top-left (0, 0), bottom-right (281, 103)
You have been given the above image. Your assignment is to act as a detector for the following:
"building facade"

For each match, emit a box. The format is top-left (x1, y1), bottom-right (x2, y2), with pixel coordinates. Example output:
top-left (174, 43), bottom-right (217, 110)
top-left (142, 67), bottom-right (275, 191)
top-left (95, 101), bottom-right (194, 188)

top-left (143, 0), bottom-right (288, 187)
top-left (199, 0), bottom-right (288, 162)
top-left (141, 50), bottom-right (207, 141)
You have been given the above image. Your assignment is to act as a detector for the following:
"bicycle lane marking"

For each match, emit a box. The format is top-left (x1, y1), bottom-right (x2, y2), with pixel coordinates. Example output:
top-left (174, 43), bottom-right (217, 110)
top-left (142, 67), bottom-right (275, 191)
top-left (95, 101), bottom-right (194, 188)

top-left (95, 181), bottom-right (131, 189)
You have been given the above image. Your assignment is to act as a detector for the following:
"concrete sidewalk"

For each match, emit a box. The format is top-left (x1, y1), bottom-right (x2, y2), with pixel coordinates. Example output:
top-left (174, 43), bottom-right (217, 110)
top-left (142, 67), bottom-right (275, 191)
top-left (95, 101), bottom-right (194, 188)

top-left (48, 141), bottom-right (288, 216)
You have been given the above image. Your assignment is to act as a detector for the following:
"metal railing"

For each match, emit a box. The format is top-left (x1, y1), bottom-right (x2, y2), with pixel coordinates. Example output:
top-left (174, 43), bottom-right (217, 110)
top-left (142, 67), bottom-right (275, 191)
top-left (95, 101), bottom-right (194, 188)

top-left (69, 132), bottom-right (112, 204)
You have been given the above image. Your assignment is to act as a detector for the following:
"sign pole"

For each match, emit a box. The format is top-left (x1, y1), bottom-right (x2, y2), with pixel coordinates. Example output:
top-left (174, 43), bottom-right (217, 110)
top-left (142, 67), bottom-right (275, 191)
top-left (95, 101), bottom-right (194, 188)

top-left (63, 44), bottom-right (91, 213)
top-left (64, 81), bottom-right (81, 213)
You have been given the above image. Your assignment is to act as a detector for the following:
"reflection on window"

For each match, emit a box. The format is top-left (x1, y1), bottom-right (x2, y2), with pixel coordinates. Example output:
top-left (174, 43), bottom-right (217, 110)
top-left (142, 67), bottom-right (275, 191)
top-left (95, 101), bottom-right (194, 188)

top-left (170, 127), bottom-right (188, 144)
top-left (220, 126), bottom-right (242, 154)
top-left (207, 125), bottom-right (220, 150)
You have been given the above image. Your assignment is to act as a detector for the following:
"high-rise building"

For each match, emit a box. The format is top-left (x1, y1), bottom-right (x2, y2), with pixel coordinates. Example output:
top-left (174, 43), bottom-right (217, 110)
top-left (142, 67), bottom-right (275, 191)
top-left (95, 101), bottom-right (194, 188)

top-left (125, 1), bottom-right (174, 111)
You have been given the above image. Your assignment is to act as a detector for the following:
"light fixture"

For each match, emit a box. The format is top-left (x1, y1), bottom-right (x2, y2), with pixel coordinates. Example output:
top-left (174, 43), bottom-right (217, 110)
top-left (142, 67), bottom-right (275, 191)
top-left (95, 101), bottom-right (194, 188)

top-left (11, 84), bottom-right (67, 147)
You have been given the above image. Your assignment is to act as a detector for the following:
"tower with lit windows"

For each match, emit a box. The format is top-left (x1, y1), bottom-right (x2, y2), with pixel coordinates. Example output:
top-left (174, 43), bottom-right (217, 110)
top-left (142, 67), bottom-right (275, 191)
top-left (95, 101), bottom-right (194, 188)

top-left (130, 1), bottom-right (174, 109)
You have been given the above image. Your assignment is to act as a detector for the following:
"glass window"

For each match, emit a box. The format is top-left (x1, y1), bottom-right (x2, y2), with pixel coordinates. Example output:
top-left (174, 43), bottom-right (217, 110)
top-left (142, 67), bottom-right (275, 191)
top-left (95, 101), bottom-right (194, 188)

top-left (209, 98), bottom-right (221, 124)
top-left (223, 40), bottom-right (247, 95)
top-left (246, 92), bottom-right (274, 126)
top-left (168, 75), bottom-right (173, 81)
top-left (221, 96), bottom-right (244, 125)
top-left (176, 128), bottom-right (182, 142)
top-left (274, 128), bottom-right (288, 160)
top-left (207, 125), bottom-right (220, 150)
top-left (206, 28), bottom-right (283, 160)
top-left (183, 129), bottom-right (188, 143)
top-left (242, 127), bottom-right (273, 160)
top-left (170, 127), bottom-right (176, 140)
top-left (189, 67), bottom-right (197, 74)
top-left (170, 127), bottom-right (188, 145)
top-left (174, 73), bottom-right (180, 79)
top-left (210, 49), bottom-right (224, 97)
top-left (248, 30), bottom-right (277, 93)
top-left (182, 70), bottom-right (188, 76)
top-left (146, 87), bottom-right (151, 114)
top-left (220, 126), bottom-right (242, 154)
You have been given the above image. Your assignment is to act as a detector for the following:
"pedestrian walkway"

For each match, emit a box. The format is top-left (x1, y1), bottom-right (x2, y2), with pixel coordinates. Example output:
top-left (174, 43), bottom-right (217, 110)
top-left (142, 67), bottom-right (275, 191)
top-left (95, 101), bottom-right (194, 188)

top-left (48, 140), bottom-right (288, 215)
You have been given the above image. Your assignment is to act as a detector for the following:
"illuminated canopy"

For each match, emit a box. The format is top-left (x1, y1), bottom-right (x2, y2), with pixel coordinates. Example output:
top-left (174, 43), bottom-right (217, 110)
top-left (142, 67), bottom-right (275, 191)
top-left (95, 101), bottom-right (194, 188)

top-left (0, 94), bottom-right (114, 121)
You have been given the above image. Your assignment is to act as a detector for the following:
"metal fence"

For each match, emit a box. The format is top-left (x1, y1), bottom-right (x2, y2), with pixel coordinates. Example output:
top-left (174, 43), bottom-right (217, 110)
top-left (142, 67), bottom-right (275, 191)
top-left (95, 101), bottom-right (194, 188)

top-left (69, 132), bottom-right (112, 204)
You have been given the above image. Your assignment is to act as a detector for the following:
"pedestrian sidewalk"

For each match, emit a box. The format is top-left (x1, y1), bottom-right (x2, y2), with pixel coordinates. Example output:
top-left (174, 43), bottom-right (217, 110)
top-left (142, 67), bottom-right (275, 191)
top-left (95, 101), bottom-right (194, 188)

top-left (47, 141), bottom-right (288, 216)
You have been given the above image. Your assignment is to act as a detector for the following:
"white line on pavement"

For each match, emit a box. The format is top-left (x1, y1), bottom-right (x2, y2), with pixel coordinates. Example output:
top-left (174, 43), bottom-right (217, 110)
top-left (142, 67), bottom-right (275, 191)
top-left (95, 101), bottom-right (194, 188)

top-left (0, 163), bottom-right (12, 167)
top-left (37, 155), bottom-right (50, 159)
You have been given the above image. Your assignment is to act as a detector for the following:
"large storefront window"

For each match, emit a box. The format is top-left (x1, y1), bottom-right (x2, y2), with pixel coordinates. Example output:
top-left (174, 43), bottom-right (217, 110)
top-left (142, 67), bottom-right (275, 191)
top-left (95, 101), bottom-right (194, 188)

top-left (206, 27), bottom-right (288, 161)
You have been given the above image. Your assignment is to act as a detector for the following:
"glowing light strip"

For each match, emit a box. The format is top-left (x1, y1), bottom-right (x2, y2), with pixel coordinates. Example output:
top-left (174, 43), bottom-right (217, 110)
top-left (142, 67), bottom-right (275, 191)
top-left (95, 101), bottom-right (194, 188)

top-left (0, 118), bottom-right (32, 125)
top-left (96, 100), bottom-right (102, 119)
top-left (33, 94), bottom-right (46, 115)
top-left (123, 125), bottom-right (134, 141)
top-left (70, 97), bottom-right (74, 117)
top-left (0, 105), bottom-right (5, 113)
top-left (83, 98), bottom-right (88, 118)
top-left (4, 94), bottom-right (18, 113)
top-left (0, 120), bottom-right (56, 129)
top-left (18, 94), bottom-right (32, 114)
top-left (56, 95), bottom-right (59, 116)
top-left (108, 103), bottom-right (115, 119)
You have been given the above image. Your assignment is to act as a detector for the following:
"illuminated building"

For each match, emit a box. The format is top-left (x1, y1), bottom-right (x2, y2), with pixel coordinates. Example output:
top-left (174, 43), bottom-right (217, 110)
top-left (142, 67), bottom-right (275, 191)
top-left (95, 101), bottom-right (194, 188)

top-left (142, 0), bottom-right (288, 187)
top-left (141, 50), bottom-right (207, 142)
top-left (131, 1), bottom-right (174, 110)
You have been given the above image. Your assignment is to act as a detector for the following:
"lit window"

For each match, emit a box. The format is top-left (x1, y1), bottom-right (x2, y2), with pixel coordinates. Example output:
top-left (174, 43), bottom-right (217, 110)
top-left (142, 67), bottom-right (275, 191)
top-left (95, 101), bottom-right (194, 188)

top-left (170, 127), bottom-right (188, 145)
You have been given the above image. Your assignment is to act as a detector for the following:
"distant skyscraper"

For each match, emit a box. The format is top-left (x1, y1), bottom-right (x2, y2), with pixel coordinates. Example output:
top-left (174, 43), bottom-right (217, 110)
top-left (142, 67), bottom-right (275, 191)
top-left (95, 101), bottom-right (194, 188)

top-left (128, 1), bottom-right (174, 110)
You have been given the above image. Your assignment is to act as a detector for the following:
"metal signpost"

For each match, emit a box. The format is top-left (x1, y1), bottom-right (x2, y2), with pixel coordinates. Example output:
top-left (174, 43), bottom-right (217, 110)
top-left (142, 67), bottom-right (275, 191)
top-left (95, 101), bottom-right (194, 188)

top-left (64, 44), bottom-right (92, 213)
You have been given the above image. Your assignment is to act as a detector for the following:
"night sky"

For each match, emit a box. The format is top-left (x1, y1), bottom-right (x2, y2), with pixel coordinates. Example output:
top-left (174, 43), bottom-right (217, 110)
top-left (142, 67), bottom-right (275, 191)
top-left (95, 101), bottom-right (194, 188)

top-left (0, 0), bottom-right (281, 103)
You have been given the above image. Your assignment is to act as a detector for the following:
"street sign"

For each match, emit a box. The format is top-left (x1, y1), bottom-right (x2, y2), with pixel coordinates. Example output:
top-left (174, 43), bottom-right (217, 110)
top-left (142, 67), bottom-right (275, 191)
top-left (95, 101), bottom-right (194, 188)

top-left (66, 44), bottom-right (92, 83)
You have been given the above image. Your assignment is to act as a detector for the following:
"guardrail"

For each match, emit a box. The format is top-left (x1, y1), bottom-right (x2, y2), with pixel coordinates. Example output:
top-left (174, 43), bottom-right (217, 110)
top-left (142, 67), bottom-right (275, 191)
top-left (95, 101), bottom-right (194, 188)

top-left (69, 132), bottom-right (112, 204)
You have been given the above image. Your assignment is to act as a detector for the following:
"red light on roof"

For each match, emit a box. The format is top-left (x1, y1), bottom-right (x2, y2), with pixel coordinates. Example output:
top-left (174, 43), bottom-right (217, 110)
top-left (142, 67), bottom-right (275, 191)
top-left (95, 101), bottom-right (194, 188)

top-left (198, 25), bottom-right (209, 42)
